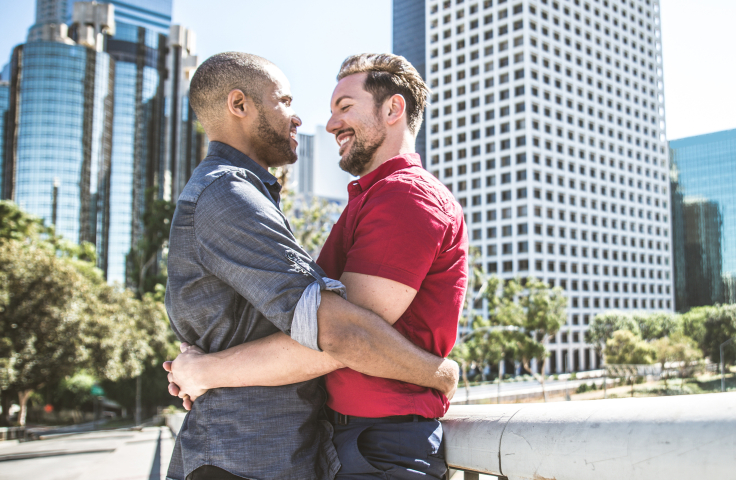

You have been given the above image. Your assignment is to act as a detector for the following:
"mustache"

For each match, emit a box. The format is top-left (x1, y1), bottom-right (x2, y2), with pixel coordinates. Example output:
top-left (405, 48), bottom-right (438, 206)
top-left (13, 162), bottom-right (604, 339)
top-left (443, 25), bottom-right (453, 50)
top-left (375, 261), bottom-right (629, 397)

top-left (336, 128), bottom-right (355, 138)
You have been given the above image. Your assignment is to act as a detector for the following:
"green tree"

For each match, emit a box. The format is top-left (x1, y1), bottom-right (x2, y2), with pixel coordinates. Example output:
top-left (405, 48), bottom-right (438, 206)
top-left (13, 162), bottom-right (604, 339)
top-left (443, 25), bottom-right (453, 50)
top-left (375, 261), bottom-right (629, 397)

top-left (0, 202), bottom-right (173, 425)
top-left (702, 304), bottom-right (736, 367)
top-left (281, 192), bottom-right (343, 259)
top-left (680, 305), bottom-right (715, 348)
top-left (652, 332), bottom-right (703, 388)
top-left (0, 240), bottom-right (97, 425)
top-left (126, 190), bottom-right (175, 297)
top-left (588, 311), bottom-right (640, 354)
top-left (633, 311), bottom-right (681, 341)
top-left (604, 330), bottom-right (656, 365)
top-left (513, 277), bottom-right (567, 400)
top-left (450, 262), bottom-right (566, 402)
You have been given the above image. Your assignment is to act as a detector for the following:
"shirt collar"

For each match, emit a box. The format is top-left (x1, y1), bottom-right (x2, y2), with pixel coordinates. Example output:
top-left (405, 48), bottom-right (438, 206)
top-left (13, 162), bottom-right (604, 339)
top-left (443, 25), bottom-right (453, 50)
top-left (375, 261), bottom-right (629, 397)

top-left (207, 141), bottom-right (282, 203)
top-left (349, 153), bottom-right (422, 197)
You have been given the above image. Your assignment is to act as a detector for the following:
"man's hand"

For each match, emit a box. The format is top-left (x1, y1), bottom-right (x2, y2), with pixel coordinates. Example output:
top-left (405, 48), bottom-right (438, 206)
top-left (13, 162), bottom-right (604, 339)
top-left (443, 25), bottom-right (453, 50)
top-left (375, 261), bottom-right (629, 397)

top-left (162, 343), bottom-right (208, 410)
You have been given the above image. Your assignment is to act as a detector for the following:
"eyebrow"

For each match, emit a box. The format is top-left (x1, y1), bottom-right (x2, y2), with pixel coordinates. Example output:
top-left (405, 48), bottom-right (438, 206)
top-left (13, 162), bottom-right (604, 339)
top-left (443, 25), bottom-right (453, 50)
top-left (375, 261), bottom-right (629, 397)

top-left (334, 95), bottom-right (353, 107)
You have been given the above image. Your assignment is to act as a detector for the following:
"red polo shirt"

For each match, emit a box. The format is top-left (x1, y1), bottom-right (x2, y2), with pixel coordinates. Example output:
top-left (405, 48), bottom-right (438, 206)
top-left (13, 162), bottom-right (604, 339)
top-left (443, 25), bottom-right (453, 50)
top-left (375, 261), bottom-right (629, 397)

top-left (317, 153), bottom-right (468, 419)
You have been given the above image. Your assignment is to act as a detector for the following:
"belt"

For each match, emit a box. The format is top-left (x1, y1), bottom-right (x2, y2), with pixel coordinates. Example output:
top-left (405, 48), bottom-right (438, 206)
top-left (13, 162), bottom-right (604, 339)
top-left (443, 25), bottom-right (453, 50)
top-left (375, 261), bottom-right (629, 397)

top-left (326, 407), bottom-right (435, 426)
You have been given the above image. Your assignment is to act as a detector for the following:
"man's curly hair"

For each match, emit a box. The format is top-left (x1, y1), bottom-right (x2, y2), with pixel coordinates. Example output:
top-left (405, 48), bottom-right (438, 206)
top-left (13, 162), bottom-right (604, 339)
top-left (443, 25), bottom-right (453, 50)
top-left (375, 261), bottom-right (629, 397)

top-left (337, 53), bottom-right (429, 135)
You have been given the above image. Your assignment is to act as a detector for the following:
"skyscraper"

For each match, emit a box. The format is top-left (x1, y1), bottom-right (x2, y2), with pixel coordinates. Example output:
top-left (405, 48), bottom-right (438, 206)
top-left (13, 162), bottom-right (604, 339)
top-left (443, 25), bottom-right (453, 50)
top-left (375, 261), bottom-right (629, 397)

top-left (670, 129), bottom-right (736, 310)
top-left (1, 1), bottom-right (204, 286)
top-left (395, 0), bottom-right (673, 373)
top-left (0, 82), bottom-right (9, 199)
top-left (2, 4), bottom-right (115, 247)
top-left (393, 0), bottom-right (427, 166)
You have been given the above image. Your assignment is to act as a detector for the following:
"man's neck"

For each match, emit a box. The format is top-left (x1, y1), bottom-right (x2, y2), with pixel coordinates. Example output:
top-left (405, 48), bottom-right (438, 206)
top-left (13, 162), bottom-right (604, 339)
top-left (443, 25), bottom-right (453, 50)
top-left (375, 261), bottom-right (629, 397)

top-left (359, 132), bottom-right (416, 178)
top-left (208, 134), bottom-right (271, 171)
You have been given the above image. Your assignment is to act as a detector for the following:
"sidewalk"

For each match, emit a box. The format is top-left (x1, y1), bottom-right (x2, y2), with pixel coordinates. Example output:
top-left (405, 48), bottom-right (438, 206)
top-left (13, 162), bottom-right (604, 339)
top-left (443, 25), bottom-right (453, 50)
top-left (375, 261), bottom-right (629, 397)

top-left (0, 426), bottom-right (173, 480)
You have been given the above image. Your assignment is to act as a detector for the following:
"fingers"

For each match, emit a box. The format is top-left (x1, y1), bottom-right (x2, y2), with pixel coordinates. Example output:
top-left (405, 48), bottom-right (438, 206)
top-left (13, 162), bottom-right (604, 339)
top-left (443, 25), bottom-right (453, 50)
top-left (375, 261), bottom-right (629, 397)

top-left (168, 383), bottom-right (180, 397)
top-left (162, 361), bottom-right (172, 372)
top-left (183, 396), bottom-right (193, 411)
top-left (180, 342), bottom-right (191, 353)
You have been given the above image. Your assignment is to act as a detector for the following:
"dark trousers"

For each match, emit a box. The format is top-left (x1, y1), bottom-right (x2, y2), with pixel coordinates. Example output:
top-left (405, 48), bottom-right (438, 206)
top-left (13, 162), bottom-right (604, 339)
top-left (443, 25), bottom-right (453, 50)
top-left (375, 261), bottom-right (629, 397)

top-left (330, 415), bottom-right (447, 479)
top-left (186, 465), bottom-right (244, 480)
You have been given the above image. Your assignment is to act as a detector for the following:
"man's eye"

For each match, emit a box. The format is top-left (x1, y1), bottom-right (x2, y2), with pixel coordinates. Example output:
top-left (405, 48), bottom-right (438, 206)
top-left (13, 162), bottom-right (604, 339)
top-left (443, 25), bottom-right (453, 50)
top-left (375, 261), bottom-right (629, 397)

top-left (341, 105), bottom-right (351, 112)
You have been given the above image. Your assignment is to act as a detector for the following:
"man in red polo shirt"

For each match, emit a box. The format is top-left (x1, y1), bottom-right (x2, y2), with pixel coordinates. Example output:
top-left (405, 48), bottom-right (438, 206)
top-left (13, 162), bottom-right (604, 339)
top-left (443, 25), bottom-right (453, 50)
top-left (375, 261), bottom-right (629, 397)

top-left (166, 54), bottom-right (468, 479)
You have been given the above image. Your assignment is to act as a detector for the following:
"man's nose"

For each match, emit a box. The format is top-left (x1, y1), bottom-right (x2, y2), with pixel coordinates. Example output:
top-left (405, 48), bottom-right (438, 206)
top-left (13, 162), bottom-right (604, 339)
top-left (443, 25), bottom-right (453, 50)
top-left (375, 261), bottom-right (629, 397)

top-left (292, 115), bottom-right (302, 127)
top-left (326, 114), bottom-right (340, 134)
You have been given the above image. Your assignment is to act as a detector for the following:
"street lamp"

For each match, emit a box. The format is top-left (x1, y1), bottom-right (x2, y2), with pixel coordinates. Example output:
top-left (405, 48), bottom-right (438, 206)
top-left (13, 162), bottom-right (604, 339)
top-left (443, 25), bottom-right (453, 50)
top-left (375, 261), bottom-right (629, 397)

top-left (721, 337), bottom-right (735, 393)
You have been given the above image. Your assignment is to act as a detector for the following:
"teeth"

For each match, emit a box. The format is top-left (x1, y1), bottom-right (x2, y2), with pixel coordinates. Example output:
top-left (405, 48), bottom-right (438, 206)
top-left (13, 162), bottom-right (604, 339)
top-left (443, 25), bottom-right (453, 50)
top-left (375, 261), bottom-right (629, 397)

top-left (339, 136), bottom-right (350, 146)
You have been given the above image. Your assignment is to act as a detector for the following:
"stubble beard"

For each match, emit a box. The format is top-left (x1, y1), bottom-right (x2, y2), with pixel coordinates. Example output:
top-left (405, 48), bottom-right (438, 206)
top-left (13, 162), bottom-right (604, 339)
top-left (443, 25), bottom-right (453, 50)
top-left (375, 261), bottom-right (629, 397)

top-left (255, 104), bottom-right (297, 167)
top-left (339, 123), bottom-right (386, 177)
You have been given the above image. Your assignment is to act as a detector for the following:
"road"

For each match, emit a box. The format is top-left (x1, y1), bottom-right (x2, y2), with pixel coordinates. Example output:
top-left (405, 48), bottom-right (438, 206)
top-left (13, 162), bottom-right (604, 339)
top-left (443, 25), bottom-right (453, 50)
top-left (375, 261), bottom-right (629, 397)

top-left (0, 426), bottom-right (173, 480)
top-left (452, 376), bottom-right (608, 403)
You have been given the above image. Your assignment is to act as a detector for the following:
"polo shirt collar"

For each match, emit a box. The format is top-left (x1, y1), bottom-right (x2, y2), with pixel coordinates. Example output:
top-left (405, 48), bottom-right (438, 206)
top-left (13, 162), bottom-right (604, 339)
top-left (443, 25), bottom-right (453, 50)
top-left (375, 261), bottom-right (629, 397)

top-left (207, 141), bottom-right (282, 203)
top-left (350, 153), bottom-right (422, 195)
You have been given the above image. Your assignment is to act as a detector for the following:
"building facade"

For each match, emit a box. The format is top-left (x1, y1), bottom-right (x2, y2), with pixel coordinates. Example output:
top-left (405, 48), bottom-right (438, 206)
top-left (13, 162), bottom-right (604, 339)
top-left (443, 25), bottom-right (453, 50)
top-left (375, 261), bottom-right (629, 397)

top-left (0, 82), bottom-right (8, 198)
top-left (395, 0), bottom-right (673, 373)
top-left (670, 129), bottom-right (736, 310)
top-left (1, 0), bottom-right (204, 285)
top-left (292, 129), bottom-right (353, 203)
top-left (393, 0), bottom-right (428, 166)
top-left (3, 7), bottom-right (115, 247)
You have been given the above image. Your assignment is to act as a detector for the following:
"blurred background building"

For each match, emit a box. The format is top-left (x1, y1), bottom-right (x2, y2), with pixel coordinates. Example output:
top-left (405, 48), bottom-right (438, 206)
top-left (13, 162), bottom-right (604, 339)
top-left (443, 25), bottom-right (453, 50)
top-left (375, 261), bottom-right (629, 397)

top-left (293, 129), bottom-right (353, 203)
top-left (393, 0), bottom-right (427, 167)
top-left (670, 129), bottom-right (736, 310)
top-left (395, 0), bottom-right (673, 373)
top-left (0, 0), bottom-right (205, 285)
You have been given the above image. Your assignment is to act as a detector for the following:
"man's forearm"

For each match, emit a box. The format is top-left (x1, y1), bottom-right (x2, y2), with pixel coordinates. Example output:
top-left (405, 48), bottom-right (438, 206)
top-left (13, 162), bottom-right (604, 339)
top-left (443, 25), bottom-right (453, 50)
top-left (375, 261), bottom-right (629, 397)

top-left (318, 292), bottom-right (457, 394)
top-left (190, 333), bottom-right (344, 389)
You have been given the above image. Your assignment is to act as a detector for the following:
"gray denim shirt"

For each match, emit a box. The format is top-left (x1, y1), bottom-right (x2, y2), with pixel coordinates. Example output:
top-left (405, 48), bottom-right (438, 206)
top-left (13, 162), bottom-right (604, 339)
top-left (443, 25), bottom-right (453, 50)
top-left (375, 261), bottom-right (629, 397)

top-left (165, 142), bottom-right (342, 480)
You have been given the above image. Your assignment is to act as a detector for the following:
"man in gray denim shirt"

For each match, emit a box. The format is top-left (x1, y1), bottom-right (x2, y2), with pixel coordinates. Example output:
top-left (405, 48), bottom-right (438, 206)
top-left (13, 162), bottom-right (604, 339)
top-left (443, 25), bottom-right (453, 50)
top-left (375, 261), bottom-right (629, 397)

top-left (163, 52), bottom-right (458, 480)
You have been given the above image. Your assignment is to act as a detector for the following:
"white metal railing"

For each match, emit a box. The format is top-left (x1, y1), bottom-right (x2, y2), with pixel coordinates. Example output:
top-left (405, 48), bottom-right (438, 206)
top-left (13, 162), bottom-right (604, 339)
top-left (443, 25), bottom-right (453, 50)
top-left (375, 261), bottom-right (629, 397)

top-left (441, 392), bottom-right (736, 479)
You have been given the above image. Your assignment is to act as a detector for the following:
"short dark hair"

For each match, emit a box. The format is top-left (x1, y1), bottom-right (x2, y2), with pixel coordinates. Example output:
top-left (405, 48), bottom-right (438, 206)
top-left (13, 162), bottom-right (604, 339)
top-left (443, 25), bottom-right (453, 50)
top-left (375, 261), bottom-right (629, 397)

top-left (189, 52), bottom-right (274, 129)
top-left (337, 53), bottom-right (429, 135)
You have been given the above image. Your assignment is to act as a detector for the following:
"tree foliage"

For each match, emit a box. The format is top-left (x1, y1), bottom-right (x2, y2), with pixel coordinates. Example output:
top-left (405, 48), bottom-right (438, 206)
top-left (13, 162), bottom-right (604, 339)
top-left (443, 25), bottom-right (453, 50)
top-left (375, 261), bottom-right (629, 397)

top-left (604, 330), bottom-right (656, 365)
top-left (0, 201), bottom-right (172, 425)
top-left (126, 189), bottom-right (176, 297)
top-left (450, 250), bottom-right (567, 401)
top-left (281, 192), bottom-right (343, 259)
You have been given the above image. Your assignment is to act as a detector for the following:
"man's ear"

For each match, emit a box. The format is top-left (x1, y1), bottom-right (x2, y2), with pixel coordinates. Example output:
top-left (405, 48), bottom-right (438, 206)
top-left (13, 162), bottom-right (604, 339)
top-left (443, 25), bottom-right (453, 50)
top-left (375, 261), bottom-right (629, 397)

top-left (385, 94), bottom-right (407, 127)
top-left (227, 89), bottom-right (250, 119)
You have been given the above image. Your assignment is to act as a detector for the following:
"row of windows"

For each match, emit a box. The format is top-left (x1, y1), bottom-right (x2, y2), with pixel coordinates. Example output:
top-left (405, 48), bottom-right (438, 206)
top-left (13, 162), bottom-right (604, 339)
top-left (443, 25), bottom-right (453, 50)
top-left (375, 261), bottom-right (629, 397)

top-left (470, 203), bottom-right (669, 230)
top-left (485, 257), bottom-right (670, 280)
top-left (431, 0), bottom-right (656, 30)
top-left (474, 217), bottom-right (668, 244)
top-left (482, 239), bottom-right (670, 263)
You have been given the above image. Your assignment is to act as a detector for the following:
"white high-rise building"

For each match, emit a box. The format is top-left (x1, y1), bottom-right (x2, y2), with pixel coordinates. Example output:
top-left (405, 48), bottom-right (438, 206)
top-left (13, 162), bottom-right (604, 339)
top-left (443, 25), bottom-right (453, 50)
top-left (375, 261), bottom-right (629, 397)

top-left (293, 129), bottom-right (354, 203)
top-left (406, 0), bottom-right (672, 373)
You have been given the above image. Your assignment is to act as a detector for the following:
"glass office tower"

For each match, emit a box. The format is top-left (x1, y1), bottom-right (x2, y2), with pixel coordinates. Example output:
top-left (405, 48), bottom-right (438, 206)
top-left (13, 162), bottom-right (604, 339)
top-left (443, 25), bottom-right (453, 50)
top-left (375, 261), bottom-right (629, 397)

top-left (393, 0), bottom-right (427, 167)
top-left (670, 129), bottom-right (736, 310)
top-left (76, 0), bottom-right (173, 283)
top-left (0, 82), bottom-right (8, 199)
top-left (4, 41), bottom-right (114, 246)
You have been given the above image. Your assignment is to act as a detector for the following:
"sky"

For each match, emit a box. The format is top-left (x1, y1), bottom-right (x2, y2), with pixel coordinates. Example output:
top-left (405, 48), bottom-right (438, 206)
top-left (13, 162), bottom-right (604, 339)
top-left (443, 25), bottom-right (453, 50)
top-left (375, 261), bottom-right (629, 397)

top-left (0, 0), bottom-right (734, 140)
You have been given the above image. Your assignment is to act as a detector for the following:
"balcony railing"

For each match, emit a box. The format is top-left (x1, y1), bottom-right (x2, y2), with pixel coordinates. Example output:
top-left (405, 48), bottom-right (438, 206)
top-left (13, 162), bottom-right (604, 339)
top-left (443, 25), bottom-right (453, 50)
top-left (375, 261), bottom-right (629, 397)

top-left (167, 392), bottom-right (736, 479)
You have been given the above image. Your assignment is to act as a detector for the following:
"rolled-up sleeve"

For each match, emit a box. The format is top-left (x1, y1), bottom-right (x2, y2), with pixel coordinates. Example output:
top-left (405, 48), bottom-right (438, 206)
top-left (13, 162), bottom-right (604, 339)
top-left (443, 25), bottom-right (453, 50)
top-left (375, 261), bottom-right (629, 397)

top-left (194, 170), bottom-right (334, 350)
top-left (291, 277), bottom-right (347, 351)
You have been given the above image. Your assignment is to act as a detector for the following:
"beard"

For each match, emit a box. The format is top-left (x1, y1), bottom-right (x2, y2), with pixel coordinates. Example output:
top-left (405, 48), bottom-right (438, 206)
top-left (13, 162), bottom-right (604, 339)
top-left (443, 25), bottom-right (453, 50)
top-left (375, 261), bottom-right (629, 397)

top-left (254, 104), bottom-right (296, 167)
top-left (339, 122), bottom-right (386, 177)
